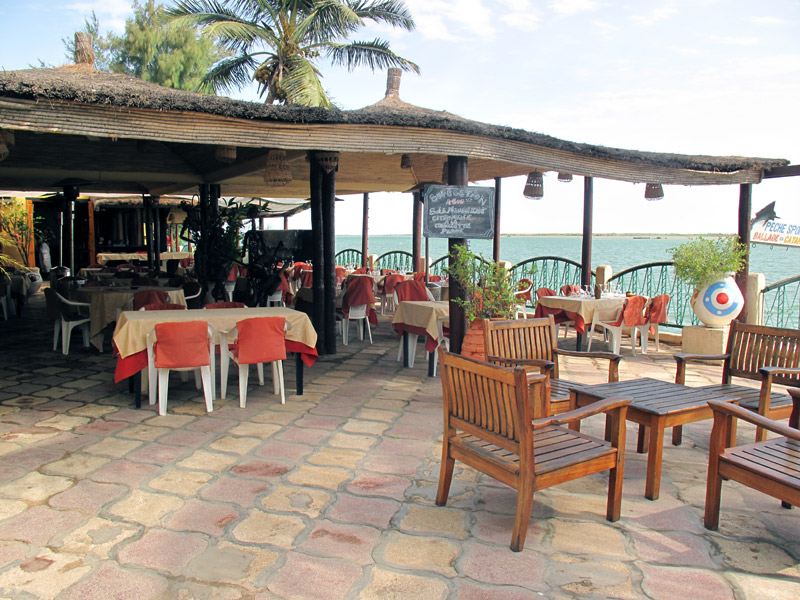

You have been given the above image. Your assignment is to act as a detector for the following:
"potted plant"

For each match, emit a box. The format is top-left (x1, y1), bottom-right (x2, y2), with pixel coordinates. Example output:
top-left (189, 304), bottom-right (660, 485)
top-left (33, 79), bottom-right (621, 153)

top-left (0, 199), bottom-right (45, 294)
top-left (670, 236), bottom-right (746, 327)
top-left (444, 244), bottom-right (523, 359)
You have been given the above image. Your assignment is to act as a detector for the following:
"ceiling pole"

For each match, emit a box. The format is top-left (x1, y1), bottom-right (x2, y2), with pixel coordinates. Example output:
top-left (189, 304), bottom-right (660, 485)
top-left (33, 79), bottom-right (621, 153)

top-left (579, 176), bottom-right (594, 351)
top-left (308, 151), bottom-right (325, 353)
top-left (143, 195), bottom-right (155, 271)
top-left (361, 193), bottom-right (369, 269)
top-left (152, 195), bottom-right (161, 271)
top-left (448, 155), bottom-right (469, 354)
top-left (736, 183), bottom-right (752, 322)
top-left (198, 183), bottom-right (210, 300)
top-left (412, 191), bottom-right (422, 273)
top-left (320, 153), bottom-right (338, 355)
top-left (493, 177), bottom-right (501, 262)
top-left (62, 185), bottom-right (79, 274)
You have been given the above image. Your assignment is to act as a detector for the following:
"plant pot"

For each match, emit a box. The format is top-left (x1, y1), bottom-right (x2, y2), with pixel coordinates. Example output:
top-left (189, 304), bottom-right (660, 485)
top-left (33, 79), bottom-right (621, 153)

top-left (460, 319), bottom-right (487, 361)
top-left (690, 275), bottom-right (744, 327)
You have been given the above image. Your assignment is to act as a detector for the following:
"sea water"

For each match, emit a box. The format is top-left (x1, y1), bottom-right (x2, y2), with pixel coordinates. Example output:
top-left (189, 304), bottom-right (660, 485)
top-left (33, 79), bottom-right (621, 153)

top-left (336, 235), bottom-right (798, 286)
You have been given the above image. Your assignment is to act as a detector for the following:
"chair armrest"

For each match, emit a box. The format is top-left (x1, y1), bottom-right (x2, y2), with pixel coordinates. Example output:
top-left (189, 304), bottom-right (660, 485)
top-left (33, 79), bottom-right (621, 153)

top-left (61, 297), bottom-right (91, 308)
top-left (533, 397), bottom-right (630, 429)
top-left (486, 355), bottom-right (555, 373)
top-left (759, 366), bottom-right (800, 378)
top-left (708, 399), bottom-right (800, 441)
top-left (554, 349), bottom-right (622, 382)
top-left (674, 353), bottom-right (728, 384)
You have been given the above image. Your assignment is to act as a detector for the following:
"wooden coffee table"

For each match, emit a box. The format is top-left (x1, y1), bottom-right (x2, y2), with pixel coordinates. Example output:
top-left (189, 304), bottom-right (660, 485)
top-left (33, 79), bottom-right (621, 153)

top-left (571, 378), bottom-right (740, 500)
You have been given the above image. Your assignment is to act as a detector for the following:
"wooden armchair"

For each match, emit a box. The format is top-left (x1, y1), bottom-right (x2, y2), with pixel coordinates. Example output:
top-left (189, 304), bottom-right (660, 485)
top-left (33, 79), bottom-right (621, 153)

top-left (436, 350), bottom-right (630, 551)
top-left (484, 316), bottom-right (622, 418)
top-left (704, 388), bottom-right (800, 530)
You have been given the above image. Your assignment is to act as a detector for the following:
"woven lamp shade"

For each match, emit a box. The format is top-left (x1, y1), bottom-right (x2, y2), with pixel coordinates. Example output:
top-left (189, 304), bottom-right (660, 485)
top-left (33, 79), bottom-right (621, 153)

top-left (215, 145), bottom-right (236, 163)
top-left (400, 154), bottom-right (411, 169)
top-left (315, 151), bottom-right (339, 174)
top-left (557, 172), bottom-right (573, 182)
top-left (644, 183), bottom-right (664, 201)
top-left (0, 130), bottom-right (14, 162)
top-left (263, 150), bottom-right (292, 186)
top-left (523, 171), bottom-right (544, 199)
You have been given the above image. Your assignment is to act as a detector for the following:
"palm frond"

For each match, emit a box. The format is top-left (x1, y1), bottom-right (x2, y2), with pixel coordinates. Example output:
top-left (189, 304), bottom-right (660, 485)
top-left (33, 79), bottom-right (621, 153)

top-left (281, 56), bottom-right (331, 107)
top-left (326, 39), bottom-right (420, 74)
top-left (202, 53), bottom-right (260, 94)
top-left (301, 0), bottom-right (363, 42)
top-left (346, 0), bottom-right (415, 30)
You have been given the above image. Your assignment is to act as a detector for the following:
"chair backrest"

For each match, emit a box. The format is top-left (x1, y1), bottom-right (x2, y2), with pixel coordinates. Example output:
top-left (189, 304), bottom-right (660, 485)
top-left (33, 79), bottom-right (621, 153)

top-left (395, 280), bottom-right (429, 302)
top-left (645, 294), bottom-right (670, 325)
top-left (560, 284), bottom-right (582, 296)
top-left (300, 270), bottom-right (313, 288)
top-left (483, 316), bottom-right (558, 365)
top-left (536, 287), bottom-right (558, 299)
top-left (205, 301), bottom-right (246, 309)
top-left (132, 276), bottom-right (159, 287)
top-left (335, 265), bottom-right (347, 286)
top-left (133, 289), bottom-right (169, 311)
top-left (724, 321), bottom-right (800, 386)
top-left (142, 303), bottom-right (187, 311)
top-left (383, 273), bottom-right (405, 295)
top-left (612, 295), bottom-right (647, 327)
top-left (234, 317), bottom-right (287, 364)
top-left (43, 287), bottom-right (62, 320)
top-left (440, 350), bottom-right (540, 455)
top-left (153, 321), bottom-right (211, 369)
top-left (344, 275), bottom-right (375, 306)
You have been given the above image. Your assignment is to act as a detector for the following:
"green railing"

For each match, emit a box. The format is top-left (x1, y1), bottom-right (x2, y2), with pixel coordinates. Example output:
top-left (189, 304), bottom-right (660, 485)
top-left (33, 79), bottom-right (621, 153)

top-left (509, 257), bottom-right (592, 304)
top-left (375, 250), bottom-right (414, 273)
top-left (334, 248), bottom-right (363, 268)
top-left (761, 275), bottom-right (800, 330)
top-left (609, 261), bottom-right (696, 328)
top-left (429, 254), bottom-right (491, 278)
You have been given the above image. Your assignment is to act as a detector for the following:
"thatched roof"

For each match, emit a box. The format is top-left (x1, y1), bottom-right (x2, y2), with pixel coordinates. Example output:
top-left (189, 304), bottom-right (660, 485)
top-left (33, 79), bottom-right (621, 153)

top-left (0, 65), bottom-right (789, 196)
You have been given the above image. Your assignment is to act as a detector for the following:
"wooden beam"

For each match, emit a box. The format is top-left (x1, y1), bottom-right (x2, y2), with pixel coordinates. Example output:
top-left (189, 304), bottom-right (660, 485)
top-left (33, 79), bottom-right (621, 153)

top-left (763, 164), bottom-right (800, 179)
top-left (581, 176), bottom-right (593, 288)
top-left (736, 183), bottom-right (751, 322)
top-left (493, 177), bottom-right (501, 262)
top-left (309, 153), bottom-right (324, 352)
top-left (362, 193), bottom-right (369, 269)
top-left (412, 191), bottom-right (422, 272)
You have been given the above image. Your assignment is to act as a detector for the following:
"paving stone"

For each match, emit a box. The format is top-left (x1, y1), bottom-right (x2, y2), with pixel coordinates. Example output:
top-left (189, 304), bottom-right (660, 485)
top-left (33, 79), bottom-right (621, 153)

top-left (177, 450), bottom-right (238, 472)
top-left (300, 520), bottom-right (381, 565)
top-left (149, 469), bottom-right (212, 496)
top-left (42, 452), bottom-right (109, 477)
top-left (640, 564), bottom-right (734, 600)
top-left (61, 562), bottom-right (168, 599)
top-left (186, 541), bottom-right (279, 588)
top-left (0, 539), bottom-right (27, 565)
top-left (355, 408), bottom-right (398, 423)
top-left (108, 489), bottom-right (184, 527)
top-left (233, 510), bottom-right (306, 548)
top-left (307, 447), bottom-right (365, 470)
top-left (231, 459), bottom-right (291, 479)
top-left (165, 498), bottom-right (239, 536)
top-left (268, 553), bottom-right (363, 600)
top-left (714, 536), bottom-right (799, 575)
top-left (68, 404), bottom-right (118, 418)
top-left (288, 465), bottom-right (352, 490)
top-left (400, 505), bottom-right (469, 539)
top-left (116, 423), bottom-right (171, 441)
top-left (261, 484), bottom-right (332, 518)
top-left (382, 531), bottom-right (461, 576)
top-left (0, 499), bottom-right (27, 522)
top-left (201, 476), bottom-right (271, 507)
top-left (359, 566), bottom-right (449, 600)
top-left (82, 436), bottom-right (143, 458)
top-left (347, 473), bottom-right (411, 499)
top-left (728, 572), bottom-right (800, 600)
top-left (0, 426), bottom-right (60, 445)
top-left (277, 427), bottom-right (330, 445)
top-left (118, 529), bottom-right (207, 575)
top-left (471, 510), bottom-right (547, 547)
top-left (90, 459), bottom-right (160, 486)
top-left (147, 414), bottom-right (197, 428)
top-left (454, 581), bottom-right (541, 600)
top-left (48, 479), bottom-right (126, 512)
top-left (57, 516), bottom-right (140, 558)
top-left (0, 505), bottom-right (84, 545)
top-left (74, 419), bottom-right (129, 435)
top-left (327, 495), bottom-right (400, 529)
top-left (255, 439), bottom-right (315, 461)
top-left (227, 422), bottom-right (281, 438)
top-left (551, 520), bottom-right (630, 559)
top-left (342, 419), bottom-right (391, 435)
top-left (548, 557), bottom-right (638, 598)
top-left (328, 431), bottom-right (378, 450)
top-left (362, 453), bottom-right (422, 477)
top-left (210, 435), bottom-right (262, 455)
top-left (630, 529), bottom-right (719, 569)
top-left (459, 542), bottom-right (548, 589)
top-left (0, 548), bottom-right (91, 598)
top-left (0, 471), bottom-right (73, 502)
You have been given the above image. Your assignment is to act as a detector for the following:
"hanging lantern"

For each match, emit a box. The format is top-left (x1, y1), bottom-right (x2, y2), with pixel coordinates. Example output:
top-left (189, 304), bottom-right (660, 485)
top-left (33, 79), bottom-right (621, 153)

top-left (645, 183), bottom-right (664, 201)
top-left (0, 129), bottom-right (14, 162)
top-left (557, 172), bottom-right (573, 182)
top-left (315, 151), bottom-right (339, 174)
top-left (523, 171), bottom-right (544, 199)
top-left (263, 149), bottom-right (292, 186)
top-left (215, 145), bottom-right (236, 163)
top-left (400, 154), bottom-right (411, 169)
top-left (441, 161), bottom-right (448, 184)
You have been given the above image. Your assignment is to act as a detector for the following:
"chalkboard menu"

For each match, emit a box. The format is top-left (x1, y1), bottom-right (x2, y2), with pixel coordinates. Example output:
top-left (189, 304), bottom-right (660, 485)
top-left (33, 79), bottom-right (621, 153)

top-left (422, 185), bottom-right (495, 240)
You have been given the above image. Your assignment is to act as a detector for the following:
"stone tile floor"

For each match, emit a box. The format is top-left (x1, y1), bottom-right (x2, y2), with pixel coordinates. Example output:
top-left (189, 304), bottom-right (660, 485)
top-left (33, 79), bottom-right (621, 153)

top-left (0, 292), bottom-right (797, 599)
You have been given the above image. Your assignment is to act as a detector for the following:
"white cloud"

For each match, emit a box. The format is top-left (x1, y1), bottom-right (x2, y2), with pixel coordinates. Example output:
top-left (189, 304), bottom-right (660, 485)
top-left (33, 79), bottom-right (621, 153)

top-left (709, 34), bottom-right (759, 46)
top-left (630, 2), bottom-right (679, 26)
top-left (750, 16), bottom-right (783, 25)
top-left (65, 0), bottom-right (132, 31)
top-left (549, 0), bottom-right (599, 17)
top-left (404, 0), bottom-right (496, 40)
top-left (592, 19), bottom-right (617, 38)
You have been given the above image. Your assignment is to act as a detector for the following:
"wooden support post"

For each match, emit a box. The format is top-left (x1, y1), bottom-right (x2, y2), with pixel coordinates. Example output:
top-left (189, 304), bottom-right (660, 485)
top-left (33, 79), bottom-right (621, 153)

top-left (581, 176), bottom-right (593, 288)
top-left (493, 177), bottom-right (501, 262)
top-left (309, 152), bottom-right (325, 352)
top-left (736, 183), bottom-right (751, 322)
top-left (322, 158), bottom-right (338, 355)
top-left (62, 185), bottom-right (79, 274)
top-left (447, 155), bottom-right (468, 354)
top-left (412, 191), bottom-right (422, 272)
top-left (144, 195), bottom-right (155, 270)
top-left (152, 196), bottom-right (161, 271)
top-left (362, 193), bottom-right (369, 269)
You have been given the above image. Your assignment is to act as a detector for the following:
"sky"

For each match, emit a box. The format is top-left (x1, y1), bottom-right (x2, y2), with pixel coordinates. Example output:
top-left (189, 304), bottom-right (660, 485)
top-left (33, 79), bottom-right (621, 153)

top-left (0, 0), bottom-right (798, 236)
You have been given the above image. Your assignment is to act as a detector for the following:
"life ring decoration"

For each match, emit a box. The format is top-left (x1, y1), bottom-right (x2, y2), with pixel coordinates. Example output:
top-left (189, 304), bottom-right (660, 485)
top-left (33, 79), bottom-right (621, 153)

top-left (690, 277), bottom-right (744, 327)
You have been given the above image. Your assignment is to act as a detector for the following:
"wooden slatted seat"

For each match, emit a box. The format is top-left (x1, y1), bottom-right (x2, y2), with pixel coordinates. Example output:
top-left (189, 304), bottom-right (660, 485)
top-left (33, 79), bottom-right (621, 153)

top-left (675, 321), bottom-right (800, 442)
top-left (436, 349), bottom-right (630, 551)
top-left (704, 388), bottom-right (800, 530)
top-left (484, 316), bottom-right (622, 418)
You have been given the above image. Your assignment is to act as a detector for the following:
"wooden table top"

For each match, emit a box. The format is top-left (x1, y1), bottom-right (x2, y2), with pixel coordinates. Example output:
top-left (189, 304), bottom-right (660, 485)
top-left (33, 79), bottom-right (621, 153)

top-left (574, 377), bottom-right (740, 416)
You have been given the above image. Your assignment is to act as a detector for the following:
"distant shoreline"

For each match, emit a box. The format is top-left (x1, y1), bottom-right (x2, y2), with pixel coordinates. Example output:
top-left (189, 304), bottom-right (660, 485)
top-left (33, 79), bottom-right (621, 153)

top-left (346, 233), bottom-right (721, 238)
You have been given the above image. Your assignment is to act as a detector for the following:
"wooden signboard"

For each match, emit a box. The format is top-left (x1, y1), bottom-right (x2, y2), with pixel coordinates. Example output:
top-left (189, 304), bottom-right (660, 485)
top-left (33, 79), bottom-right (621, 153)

top-left (423, 185), bottom-right (495, 240)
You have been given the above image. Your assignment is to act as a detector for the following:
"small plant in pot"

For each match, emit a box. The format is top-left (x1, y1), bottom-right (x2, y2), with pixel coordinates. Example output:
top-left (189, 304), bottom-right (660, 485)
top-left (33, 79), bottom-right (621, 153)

top-left (670, 236), bottom-right (746, 327)
top-left (444, 244), bottom-right (522, 359)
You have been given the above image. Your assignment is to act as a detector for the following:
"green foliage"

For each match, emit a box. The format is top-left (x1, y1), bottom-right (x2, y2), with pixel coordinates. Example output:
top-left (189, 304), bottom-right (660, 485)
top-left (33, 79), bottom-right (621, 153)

top-left (444, 244), bottom-right (520, 322)
top-left (166, 0), bottom-right (420, 107)
top-left (0, 200), bottom-right (44, 268)
top-left (63, 1), bottom-right (227, 93)
top-left (670, 236), bottom-right (746, 289)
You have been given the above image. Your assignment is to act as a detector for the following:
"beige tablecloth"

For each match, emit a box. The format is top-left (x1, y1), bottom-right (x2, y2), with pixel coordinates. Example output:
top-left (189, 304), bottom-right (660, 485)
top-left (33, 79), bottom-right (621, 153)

top-left (113, 306), bottom-right (317, 359)
top-left (96, 251), bottom-right (193, 264)
top-left (78, 286), bottom-right (186, 351)
top-left (392, 300), bottom-right (449, 342)
top-left (535, 296), bottom-right (626, 333)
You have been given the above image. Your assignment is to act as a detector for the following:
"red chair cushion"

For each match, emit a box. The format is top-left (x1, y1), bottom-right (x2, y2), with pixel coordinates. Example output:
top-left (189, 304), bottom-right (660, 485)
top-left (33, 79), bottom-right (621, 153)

top-left (142, 303), bottom-right (186, 311)
top-left (205, 302), bottom-right (246, 309)
top-left (646, 294), bottom-right (670, 324)
top-left (234, 317), bottom-right (286, 364)
top-left (383, 273), bottom-right (405, 295)
top-left (395, 280), bottom-right (428, 302)
top-left (134, 290), bottom-right (169, 310)
top-left (154, 321), bottom-right (209, 369)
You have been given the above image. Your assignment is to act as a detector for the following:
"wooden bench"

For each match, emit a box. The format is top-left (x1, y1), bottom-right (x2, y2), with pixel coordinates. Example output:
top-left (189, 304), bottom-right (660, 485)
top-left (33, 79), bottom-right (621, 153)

top-left (704, 388), bottom-right (800, 530)
top-left (675, 321), bottom-right (800, 442)
top-left (484, 316), bottom-right (622, 418)
top-left (436, 349), bottom-right (630, 551)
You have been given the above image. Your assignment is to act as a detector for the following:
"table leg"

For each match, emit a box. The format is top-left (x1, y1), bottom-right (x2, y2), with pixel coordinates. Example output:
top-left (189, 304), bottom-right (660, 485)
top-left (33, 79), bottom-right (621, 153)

top-left (295, 354), bottom-right (304, 396)
top-left (645, 416), bottom-right (666, 500)
top-left (132, 374), bottom-right (142, 409)
top-left (403, 332), bottom-right (410, 368)
top-left (575, 332), bottom-right (583, 351)
top-left (428, 350), bottom-right (435, 377)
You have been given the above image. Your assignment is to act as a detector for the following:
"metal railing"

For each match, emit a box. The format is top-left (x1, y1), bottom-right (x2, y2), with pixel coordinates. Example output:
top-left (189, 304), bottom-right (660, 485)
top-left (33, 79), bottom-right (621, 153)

top-left (761, 275), bottom-right (800, 330)
top-left (375, 250), bottom-right (414, 273)
top-left (608, 261), bottom-right (696, 328)
top-left (509, 257), bottom-right (592, 299)
top-left (429, 254), bottom-right (491, 278)
top-left (334, 248), bottom-right (363, 268)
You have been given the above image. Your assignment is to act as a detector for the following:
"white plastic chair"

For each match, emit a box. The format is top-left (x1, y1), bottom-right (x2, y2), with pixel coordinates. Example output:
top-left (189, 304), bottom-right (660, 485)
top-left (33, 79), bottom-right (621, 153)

top-left (587, 295), bottom-right (648, 355)
top-left (44, 288), bottom-right (91, 355)
top-left (145, 321), bottom-right (216, 416)
top-left (342, 304), bottom-right (372, 345)
top-left (432, 316), bottom-right (450, 376)
top-left (393, 287), bottom-right (435, 366)
top-left (266, 290), bottom-right (285, 307)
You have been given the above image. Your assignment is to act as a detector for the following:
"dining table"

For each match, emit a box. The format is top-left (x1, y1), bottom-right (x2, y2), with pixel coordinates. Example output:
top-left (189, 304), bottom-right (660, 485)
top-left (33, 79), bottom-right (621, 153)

top-left (534, 294), bottom-right (627, 350)
top-left (392, 300), bottom-right (449, 375)
top-left (76, 286), bottom-right (186, 352)
top-left (96, 251), bottom-right (193, 265)
top-left (112, 306), bottom-right (318, 407)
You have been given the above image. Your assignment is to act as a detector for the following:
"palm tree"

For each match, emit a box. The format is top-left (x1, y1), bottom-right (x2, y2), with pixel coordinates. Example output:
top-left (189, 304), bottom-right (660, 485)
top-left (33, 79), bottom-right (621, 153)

top-left (166, 0), bottom-right (420, 107)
